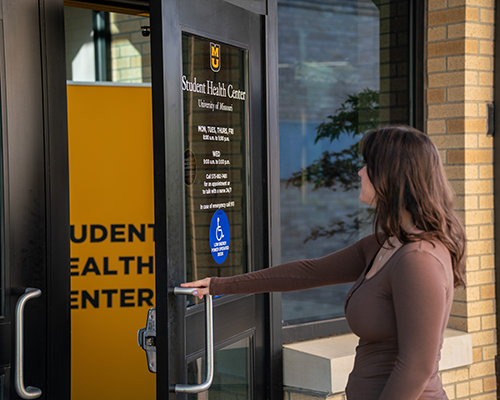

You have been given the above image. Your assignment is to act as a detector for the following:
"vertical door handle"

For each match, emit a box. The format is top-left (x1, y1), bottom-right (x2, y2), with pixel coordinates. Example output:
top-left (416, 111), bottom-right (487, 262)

top-left (173, 287), bottom-right (214, 394)
top-left (15, 288), bottom-right (42, 399)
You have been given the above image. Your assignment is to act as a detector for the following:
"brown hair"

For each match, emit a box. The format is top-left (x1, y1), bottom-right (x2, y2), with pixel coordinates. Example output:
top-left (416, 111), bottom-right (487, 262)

top-left (361, 125), bottom-right (466, 287)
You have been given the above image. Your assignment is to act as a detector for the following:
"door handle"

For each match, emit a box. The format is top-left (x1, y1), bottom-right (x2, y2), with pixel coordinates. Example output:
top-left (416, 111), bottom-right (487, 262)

top-left (15, 288), bottom-right (42, 399)
top-left (173, 287), bottom-right (214, 394)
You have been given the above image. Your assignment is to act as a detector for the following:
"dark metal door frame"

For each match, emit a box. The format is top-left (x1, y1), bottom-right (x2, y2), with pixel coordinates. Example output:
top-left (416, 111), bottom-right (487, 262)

top-left (0, 0), bottom-right (70, 398)
top-left (40, 1), bottom-right (71, 397)
top-left (264, 1), bottom-right (283, 396)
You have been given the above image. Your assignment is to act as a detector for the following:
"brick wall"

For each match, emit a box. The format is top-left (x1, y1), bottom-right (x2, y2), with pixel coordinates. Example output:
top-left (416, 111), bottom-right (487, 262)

top-left (110, 13), bottom-right (150, 83)
top-left (427, 0), bottom-right (496, 398)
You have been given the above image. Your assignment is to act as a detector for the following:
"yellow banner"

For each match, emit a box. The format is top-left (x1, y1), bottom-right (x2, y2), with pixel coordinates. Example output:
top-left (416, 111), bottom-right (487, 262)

top-left (68, 84), bottom-right (155, 400)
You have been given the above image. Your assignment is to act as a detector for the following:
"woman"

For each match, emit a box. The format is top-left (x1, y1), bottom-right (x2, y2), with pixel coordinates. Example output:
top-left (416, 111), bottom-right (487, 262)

top-left (182, 125), bottom-right (466, 400)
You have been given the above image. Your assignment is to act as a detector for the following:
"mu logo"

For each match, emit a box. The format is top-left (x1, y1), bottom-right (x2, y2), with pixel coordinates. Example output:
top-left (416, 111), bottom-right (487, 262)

top-left (210, 42), bottom-right (221, 72)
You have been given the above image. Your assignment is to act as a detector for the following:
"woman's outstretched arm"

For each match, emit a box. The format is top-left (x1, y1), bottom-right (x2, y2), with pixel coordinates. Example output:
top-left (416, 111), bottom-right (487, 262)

top-left (182, 232), bottom-right (384, 298)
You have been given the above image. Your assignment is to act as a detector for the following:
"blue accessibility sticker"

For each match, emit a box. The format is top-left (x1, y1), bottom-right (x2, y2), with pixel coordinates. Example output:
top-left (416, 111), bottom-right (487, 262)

top-left (210, 209), bottom-right (230, 264)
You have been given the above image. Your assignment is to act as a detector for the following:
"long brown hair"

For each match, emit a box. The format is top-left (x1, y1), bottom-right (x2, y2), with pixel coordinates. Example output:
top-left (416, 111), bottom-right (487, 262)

top-left (361, 125), bottom-right (466, 287)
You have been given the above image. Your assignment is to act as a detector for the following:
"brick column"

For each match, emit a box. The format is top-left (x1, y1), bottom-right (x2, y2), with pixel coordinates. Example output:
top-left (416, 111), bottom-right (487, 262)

top-left (427, 0), bottom-right (496, 398)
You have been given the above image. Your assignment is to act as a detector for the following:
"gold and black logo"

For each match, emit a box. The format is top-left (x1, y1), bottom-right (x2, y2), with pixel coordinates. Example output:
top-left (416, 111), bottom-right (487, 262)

top-left (210, 42), bottom-right (221, 72)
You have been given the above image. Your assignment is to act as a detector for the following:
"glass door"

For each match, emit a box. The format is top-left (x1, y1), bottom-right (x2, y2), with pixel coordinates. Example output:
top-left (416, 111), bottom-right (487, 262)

top-left (0, 0), bottom-right (70, 398)
top-left (150, 0), bottom-right (268, 398)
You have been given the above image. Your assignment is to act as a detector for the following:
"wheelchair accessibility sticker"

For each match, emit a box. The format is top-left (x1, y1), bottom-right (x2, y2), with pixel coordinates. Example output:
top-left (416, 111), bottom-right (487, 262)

top-left (210, 209), bottom-right (230, 264)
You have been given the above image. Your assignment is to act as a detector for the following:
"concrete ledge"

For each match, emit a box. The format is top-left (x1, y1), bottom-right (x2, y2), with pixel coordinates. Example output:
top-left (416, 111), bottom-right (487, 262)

top-left (439, 328), bottom-right (473, 370)
top-left (284, 387), bottom-right (342, 400)
top-left (283, 328), bottom-right (473, 396)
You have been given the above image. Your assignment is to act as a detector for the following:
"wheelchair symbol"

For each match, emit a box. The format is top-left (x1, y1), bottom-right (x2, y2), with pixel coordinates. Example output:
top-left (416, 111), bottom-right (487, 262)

top-left (210, 210), bottom-right (230, 264)
top-left (216, 218), bottom-right (224, 241)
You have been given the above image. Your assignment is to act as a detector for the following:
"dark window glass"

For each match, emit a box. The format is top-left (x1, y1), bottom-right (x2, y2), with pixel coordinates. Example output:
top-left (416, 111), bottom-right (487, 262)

top-left (187, 336), bottom-right (252, 399)
top-left (278, 0), bottom-right (410, 326)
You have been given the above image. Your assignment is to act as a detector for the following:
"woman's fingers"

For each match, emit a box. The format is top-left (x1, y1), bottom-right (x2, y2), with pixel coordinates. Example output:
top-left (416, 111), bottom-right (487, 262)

top-left (181, 280), bottom-right (205, 287)
top-left (181, 277), bottom-right (210, 288)
top-left (193, 287), bottom-right (210, 299)
top-left (181, 278), bottom-right (211, 299)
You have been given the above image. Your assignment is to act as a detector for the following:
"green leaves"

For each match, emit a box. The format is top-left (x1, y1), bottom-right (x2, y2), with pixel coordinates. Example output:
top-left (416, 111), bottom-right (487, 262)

top-left (286, 88), bottom-right (379, 241)
top-left (304, 208), bottom-right (375, 243)
top-left (314, 88), bottom-right (379, 144)
top-left (287, 144), bottom-right (361, 191)
top-left (286, 88), bottom-right (379, 192)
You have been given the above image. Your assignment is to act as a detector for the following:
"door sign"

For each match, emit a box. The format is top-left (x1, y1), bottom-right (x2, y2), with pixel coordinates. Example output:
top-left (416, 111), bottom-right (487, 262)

top-left (182, 33), bottom-right (249, 293)
top-left (210, 209), bottom-right (230, 263)
top-left (68, 84), bottom-right (156, 400)
top-left (210, 42), bottom-right (221, 72)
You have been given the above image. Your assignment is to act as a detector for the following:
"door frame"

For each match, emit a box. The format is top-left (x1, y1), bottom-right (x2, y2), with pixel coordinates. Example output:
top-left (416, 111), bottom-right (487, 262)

top-left (264, 1), bottom-right (283, 397)
top-left (40, 1), bottom-right (71, 397)
top-left (0, 0), bottom-right (70, 398)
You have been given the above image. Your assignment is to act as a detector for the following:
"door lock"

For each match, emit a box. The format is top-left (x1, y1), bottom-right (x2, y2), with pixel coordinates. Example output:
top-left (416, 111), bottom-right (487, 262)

top-left (138, 308), bottom-right (157, 373)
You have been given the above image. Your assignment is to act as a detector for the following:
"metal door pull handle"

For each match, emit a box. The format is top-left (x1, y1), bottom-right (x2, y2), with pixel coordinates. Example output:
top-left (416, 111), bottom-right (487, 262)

top-left (173, 287), bottom-right (214, 393)
top-left (15, 288), bottom-right (42, 399)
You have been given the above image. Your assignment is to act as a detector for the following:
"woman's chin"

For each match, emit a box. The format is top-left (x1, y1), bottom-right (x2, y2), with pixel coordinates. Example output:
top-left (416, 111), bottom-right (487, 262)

top-left (359, 196), bottom-right (369, 206)
top-left (359, 196), bottom-right (375, 207)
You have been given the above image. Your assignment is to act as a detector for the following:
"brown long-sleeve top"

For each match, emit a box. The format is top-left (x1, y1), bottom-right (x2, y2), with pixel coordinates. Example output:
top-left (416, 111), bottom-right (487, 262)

top-left (209, 233), bottom-right (454, 400)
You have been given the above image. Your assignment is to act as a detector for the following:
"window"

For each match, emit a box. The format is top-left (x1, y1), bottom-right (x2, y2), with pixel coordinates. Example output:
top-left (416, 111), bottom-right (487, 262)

top-left (278, 0), bottom-right (422, 342)
top-left (64, 6), bottom-right (150, 83)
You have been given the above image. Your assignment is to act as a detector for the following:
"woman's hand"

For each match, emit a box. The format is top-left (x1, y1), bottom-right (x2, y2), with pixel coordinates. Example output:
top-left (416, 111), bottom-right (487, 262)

top-left (181, 277), bottom-right (211, 299)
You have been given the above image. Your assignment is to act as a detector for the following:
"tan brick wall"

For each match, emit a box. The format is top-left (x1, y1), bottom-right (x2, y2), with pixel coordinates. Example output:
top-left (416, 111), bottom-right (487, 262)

top-left (427, 0), bottom-right (496, 398)
top-left (110, 13), bottom-right (151, 83)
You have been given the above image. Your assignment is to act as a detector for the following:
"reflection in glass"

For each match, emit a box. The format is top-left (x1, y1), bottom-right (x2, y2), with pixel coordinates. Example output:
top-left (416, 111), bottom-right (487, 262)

top-left (279, 0), bottom-right (410, 325)
top-left (188, 337), bottom-right (252, 400)
top-left (64, 7), bottom-right (150, 83)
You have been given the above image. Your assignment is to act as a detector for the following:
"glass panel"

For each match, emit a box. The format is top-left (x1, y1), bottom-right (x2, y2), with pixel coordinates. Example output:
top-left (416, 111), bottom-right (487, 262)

top-left (279, 0), bottom-right (410, 325)
top-left (64, 6), bottom-right (150, 83)
top-left (0, 374), bottom-right (3, 400)
top-left (65, 7), bottom-right (155, 400)
top-left (182, 34), bottom-right (249, 306)
top-left (187, 337), bottom-right (252, 400)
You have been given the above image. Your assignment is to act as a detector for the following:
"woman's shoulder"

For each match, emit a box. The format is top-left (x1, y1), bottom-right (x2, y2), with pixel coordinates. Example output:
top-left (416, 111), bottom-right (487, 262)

top-left (400, 238), bottom-right (451, 266)
top-left (394, 239), bottom-right (454, 287)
